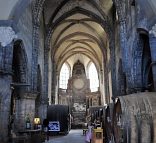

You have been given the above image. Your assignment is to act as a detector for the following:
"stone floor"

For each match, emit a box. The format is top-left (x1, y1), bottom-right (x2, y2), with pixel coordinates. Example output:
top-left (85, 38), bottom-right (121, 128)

top-left (46, 129), bottom-right (86, 143)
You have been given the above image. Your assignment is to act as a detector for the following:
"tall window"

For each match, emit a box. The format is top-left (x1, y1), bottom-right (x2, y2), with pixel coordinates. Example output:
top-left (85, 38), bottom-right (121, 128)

top-left (88, 62), bottom-right (99, 92)
top-left (59, 63), bottom-right (70, 89)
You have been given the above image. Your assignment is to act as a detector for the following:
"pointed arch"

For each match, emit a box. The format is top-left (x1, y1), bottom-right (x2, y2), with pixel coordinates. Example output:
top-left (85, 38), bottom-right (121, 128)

top-left (59, 62), bottom-right (70, 89)
top-left (12, 39), bottom-right (28, 84)
top-left (88, 61), bottom-right (99, 92)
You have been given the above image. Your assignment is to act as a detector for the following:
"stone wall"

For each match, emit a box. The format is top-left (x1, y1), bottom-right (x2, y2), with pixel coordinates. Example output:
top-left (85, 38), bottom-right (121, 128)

top-left (17, 3), bottom-right (33, 81)
top-left (0, 75), bottom-right (12, 142)
top-left (114, 1), bottom-right (156, 94)
top-left (0, 2), bottom-right (47, 142)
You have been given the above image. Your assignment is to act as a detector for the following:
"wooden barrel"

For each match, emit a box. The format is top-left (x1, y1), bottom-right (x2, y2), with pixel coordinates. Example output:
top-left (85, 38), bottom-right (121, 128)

top-left (47, 105), bottom-right (70, 134)
top-left (113, 92), bottom-right (156, 143)
top-left (87, 106), bottom-right (104, 123)
top-left (105, 103), bottom-right (115, 143)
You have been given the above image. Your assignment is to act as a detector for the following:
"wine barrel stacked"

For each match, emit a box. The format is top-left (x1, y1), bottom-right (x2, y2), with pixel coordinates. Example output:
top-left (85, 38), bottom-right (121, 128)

top-left (113, 92), bottom-right (156, 143)
top-left (87, 106), bottom-right (105, 123)
top-left (47, 105), bottom-right (70, 134)
top-left (105, 103), bottom-right (115, 143)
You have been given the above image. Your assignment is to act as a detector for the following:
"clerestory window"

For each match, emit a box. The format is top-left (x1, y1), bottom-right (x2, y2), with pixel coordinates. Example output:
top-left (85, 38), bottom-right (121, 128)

top-left (88, 62), bottom-right (99, 92)
top-left (59, 63), bottom-right (70, 89)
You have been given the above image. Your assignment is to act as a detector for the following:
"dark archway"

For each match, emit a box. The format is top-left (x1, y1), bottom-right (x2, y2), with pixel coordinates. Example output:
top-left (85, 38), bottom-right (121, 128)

top-left (141, 34), bottom-right (154, 91)
top-left (10, 40), bottom-right (28, 132)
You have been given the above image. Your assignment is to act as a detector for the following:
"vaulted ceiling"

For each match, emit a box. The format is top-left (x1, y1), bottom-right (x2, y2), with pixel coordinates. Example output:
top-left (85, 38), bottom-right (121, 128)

top-left (43, 0), bottom-right (113, 72)
top-left (3, 0), bottom-right (156, 74)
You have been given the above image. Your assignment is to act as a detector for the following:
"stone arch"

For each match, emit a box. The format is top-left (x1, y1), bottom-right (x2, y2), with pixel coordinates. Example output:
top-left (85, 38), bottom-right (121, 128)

top-left (31, 0), bottom-right (116, 101)
top-left (31, 0), bottom-right (113, 57)
top-left (46, 6), bottom-right (114, 90)
top-left (8, 0), bottom-right (45, 93)
top-left (53, 31), bottom-right (105, 57)
top-left (12, 39), bottom-right (28, 86)
top-left (48, 0), bottom-right (111, 26)
top-left (86, 60), bottom-right (100, 79)
top-left (9, 0), bottom-right (31, 23)
top-left (57, 44), bottom-right (100, 63)
top-left (131, 31), bottom-right (154, 92)
top-left (10, 39), bottom-right (29, 132)
top-left (141, 34), bottom-right (154, 91)
top-left (87, 61), bottom-right (100, 91)
top-left (53, 21), bottom-right (107, 50)
top-left (57, 52), bottom-right (99, 73)
top-left (58, 62), bottom-right (71, 89)
top-left (58, 61), bottom-right (71, 77)
top-left (32, 0), bottom-right (46, 25)
top-left (46, 7), bottom-right (112, 50)
top-left (47, 8), bottom-right (112, 92)
top-left (31, 0), bottom-right (46, 92)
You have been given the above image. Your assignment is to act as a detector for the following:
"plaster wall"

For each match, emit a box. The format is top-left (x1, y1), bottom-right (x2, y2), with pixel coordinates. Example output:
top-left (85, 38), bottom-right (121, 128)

top-left (17, 3), bottom-right (33, 82)
top-left (0, 0), bottom-right (19, 20)
top-left (138, 0), bottom-right (156, 27)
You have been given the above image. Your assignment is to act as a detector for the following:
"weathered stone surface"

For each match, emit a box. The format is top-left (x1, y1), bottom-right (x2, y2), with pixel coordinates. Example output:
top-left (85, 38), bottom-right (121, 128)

top-left (0, 75), bottom-right (12, 143)
top-left (14, 93), bottom-right (37, 131)
top-left (0, 0), bottom-right (156, 142)
top-left (149, 34), bottom-right (156, 91)
top-left (0, 26), bottom-right (17, 47)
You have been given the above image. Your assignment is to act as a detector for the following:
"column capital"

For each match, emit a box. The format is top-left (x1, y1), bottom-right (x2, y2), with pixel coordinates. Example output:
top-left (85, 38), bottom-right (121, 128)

top-left (0, 26), bottom-right (17, 47)
top-left (21, 92), bottom-right (38, 100)
top-left (149, 24), bottom-right (156, 37)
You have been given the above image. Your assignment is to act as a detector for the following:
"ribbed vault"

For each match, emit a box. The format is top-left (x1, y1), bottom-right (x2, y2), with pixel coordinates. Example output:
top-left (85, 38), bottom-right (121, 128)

top-left (45, 1), bottom-right (113, 74)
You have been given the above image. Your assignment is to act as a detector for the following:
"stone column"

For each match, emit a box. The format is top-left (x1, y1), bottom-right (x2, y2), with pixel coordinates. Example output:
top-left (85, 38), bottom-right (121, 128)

top-left (0, 75), bottom-right (12, 142)
top-left (115, 0), bottom-right (128, 72)
top-left (39, 43), bottom-right (49, 121)
top-left (0, 26), bottom-right (17, 143)
top-left (38, 97), bottom-right (48, 123)
top-left (14, 93), bottom-right (37, 131)
top-left (51, 60), bottom-right (57, 104)
top-left (55, 71), bottom-right (59, 104)
top-left (149, 25), bottom-right (156, 91)
top-left (31, 24), bottom-right (39, 91)
top-left (132, 34), bottom-right (144, 92)
top-left (119, 20), bottom-right (128, 72)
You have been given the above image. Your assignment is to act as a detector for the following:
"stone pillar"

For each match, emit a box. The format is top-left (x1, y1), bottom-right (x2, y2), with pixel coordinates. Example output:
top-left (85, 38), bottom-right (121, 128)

top-left (136, 1), bottom-right (148, 33)
top-left (115, 0), bottom-right (128, 72)
top-left (40, 43), bottom-right (49, 121)
top-left (117, 59), bottom-right (126, 96)
top-left (0, 26), bottom-right (17, 143)
top-left (132, 34), bottom-right (144, 92)
top-left (0, 75), bottom-right (12, 143)
top-left (149, 25), bottom-right (156, 91)
top-left (119, 20), bottom-right (128, 72)
top-left (14, 93), bottom-right (37, 131)
top-left (38, 97), bottom-right (48, 123)
top-left (51, 60), bottom-right (57, 104)
top-left (110, 42), bottom-right (117, 98)
top-left (31, 24), bottom-right (39, 91)
top-left (55, 72), bottom-right (59, 104)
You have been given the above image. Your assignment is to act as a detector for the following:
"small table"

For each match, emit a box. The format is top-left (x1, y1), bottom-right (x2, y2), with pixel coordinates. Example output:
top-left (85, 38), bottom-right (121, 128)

top-left (19, 129), bottom-right (44, 143)
top-left (19, 129), bottom-right (42, 136)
